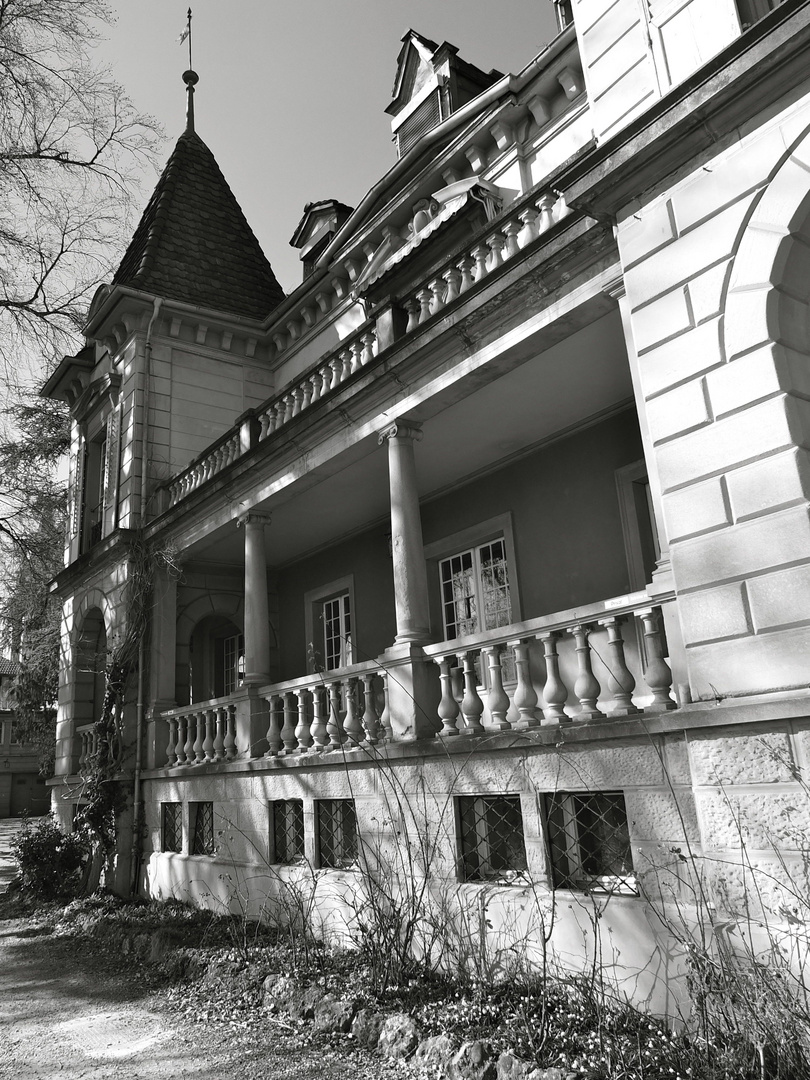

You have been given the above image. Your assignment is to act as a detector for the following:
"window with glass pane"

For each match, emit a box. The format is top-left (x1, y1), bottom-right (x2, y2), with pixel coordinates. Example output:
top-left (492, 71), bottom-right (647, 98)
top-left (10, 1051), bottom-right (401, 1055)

top-left (545, 791), bottom-right (636, 894)
top-left (272, 799), bottom-right (305, 864)
top-left (440, 539), bottom-right (512, 640)
top-left (217, 633), bottom-right (244, 696)
top-left (162, 802), bottom-right (182, 853)
top-left (190, 801), bottom-right (215, 856)
top-left (317, 799), bottom-right (357, 869)
top-left (457, 795), bottom-right (528, 883)
top-left (323, 592), bottom-right (352, 670)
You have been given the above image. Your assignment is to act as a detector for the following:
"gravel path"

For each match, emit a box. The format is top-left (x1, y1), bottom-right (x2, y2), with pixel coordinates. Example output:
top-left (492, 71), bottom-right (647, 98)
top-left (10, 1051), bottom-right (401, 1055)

top-left (0, 907), bottom-right (409, 1080)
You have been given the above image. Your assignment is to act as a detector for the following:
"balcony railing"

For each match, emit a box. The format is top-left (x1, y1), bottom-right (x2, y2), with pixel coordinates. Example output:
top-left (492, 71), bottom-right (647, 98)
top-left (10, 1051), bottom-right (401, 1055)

top-left (162, 698), bottom-right (238, 767)
top-left (422, 592), bottom-right (676, 733)
top-left (76, 724), bottom-right (99, 770)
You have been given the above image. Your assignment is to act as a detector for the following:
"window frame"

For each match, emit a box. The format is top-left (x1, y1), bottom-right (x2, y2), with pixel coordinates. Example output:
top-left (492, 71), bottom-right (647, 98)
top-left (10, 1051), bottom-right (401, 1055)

top-left (543, 790), bottom-right (637, 896)
top-left (425, 513), bottom-right (521, 644)
top-left (456, 793), bottom-right (529, 885)
top-left (161, 802), bottom-right (183, 854)
top-left (190, 801), bottom-right (216, 857)
top-left (305, 576), bottom-right (356, 673)
top-left (270, 799), bottom-right (306, 865)
top-left (316, 798), bottom-right (358, 870)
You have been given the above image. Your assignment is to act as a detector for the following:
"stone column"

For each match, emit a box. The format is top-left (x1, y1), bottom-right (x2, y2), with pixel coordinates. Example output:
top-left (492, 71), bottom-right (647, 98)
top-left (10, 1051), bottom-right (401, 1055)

top-left (239, 512), bottom-right (272, 685)
top-left (145, 562), bottom-right (178, 768)
top-left (378, 420), bottom-right (431, 646)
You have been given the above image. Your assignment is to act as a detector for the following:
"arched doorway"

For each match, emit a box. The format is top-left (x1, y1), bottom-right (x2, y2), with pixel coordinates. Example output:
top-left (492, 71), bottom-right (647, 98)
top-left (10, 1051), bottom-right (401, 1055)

top-left (187, 614), bottom-right (244, 703)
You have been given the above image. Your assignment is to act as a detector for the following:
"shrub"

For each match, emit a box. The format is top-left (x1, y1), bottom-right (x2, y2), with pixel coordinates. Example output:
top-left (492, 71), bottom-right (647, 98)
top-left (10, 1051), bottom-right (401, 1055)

top-left (11, 815), bottom-right (90, 899)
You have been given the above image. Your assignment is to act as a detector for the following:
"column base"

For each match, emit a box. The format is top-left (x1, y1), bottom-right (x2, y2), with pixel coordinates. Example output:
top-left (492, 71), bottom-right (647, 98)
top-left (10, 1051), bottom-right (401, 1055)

top-left (377, 644), bottom-right (441, 741)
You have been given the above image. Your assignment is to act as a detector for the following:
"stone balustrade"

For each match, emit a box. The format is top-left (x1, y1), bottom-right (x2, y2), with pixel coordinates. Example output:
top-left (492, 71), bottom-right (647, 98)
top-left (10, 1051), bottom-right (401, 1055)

top-left (403, 189), bottom-right (568, 333)
top-left (422, 593), bottom-right (676, 735)
top-left (162, 702), bottom-right (238, 767)
top-left (76, 724), bottom-right (99, 770)
top-left (262, 662), bottom-right (390, 756)
top-left (166, 429), bottom-right (241, 508)
top-left (256, 323), bottom-right (378, 443)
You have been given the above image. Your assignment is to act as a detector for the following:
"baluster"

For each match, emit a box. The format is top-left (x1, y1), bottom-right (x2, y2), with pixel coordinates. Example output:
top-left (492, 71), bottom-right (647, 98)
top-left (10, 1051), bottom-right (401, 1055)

top-left (598, 616), bottom-right (641, 716)
top-left (404, 297), bottom-right (421, 333)
top-left (175, 715), bottom-right (187, 765)
top-left (327, 681), bottom-right (345, 750)
top-left (472, 244), bottom-right (489, 282)
top-left (340, 348), bottom-right (353, 381)
top-left (78, 732), bottom-right (86, 770)
top-left (417, 287), bottom-right (432, 323)
top-left (361, 331), bottom-right (376, 365)
top-left (361, 673), bottom-right (381, 744)
top-left (183, 713), bottom-right (195, 764)
top-left (457, 651), bottom-right (485, 735)
top-left (488, 233), bottom-right (506, 269)
top-left (637, 607), bottom-right (677, 711)
top-left (509, 638), bottom-right (541, 729)
top-left (538, 632), bottom-right (569, 723)
top-left (321, 361), bottom-right (335, 395)
top-left (281, 692), bottom-right (298, 754)
top-left (192, 711), bottom-right (205, 764)
top-left (330, 355), bottom-right (343, 389)
top-left (569, 624), bottom-right (605, 720)
top-left (435, 656), bottom-right (461, 736)
top-left (458, 255), bottom-right (475, 293)
top-left (202, 709), bottom-right (216, 762)
top-left (166, 716), bottom-right (179, 766)
top-left (537, 192), bottom-right (556, 233)
top-left (519, 206), bottom-right (539, 245)
top-left (503, 219), bottom-right (521, 259)
top-left (379, 672), bottom-right (392, 741)
top-left (443, 266), bottom-right (461, 305)
top-left (223, 704), bottom-right (237, 760)
top-left (291, 688), bottom-right (311, 752)
top-left (264, 695), bottom-right (282, 757)
top-left (343, 678), bottom-right (363, 746)
top-left (284, 394), bottom-right (296, 423)
top-left (309, 370), bottom-right (322, 404)
top-left (351, 340), bottom-right (364, 374)
top-left (209, 706), bottom-right (224, 761)
top-left (301, 378), bottom-right (314, 411)
top-left (429, 278), bottom-right (446, 315)
top-left (310, 685), bottom-right (329, 752)
top-left (259, 411), bottom-right (272, 440)
top-left (484, 646), bottom-right (511, 731)
top-left (292, 386), bottom-right (304, 417)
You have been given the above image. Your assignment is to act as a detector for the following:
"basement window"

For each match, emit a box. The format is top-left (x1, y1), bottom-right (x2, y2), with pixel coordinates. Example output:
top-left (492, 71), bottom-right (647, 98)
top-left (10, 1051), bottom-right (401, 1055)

top-left (545, 791), bottom-right (636, 894)
top-left (317, 799), bottom-right (357, 869)
top-left (271, 799), bottom-right (305, 864)
top-left (457, 794), bottom-right (528, 883)
top-left (190, 801), bottom-right (215, 856)
top-left (161, 802), bottom-right (183, 854)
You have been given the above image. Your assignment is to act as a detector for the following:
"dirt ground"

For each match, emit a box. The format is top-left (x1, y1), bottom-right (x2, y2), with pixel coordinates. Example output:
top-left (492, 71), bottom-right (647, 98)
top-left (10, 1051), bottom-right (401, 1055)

top-left (0, 903), bottom-right (406, 1080)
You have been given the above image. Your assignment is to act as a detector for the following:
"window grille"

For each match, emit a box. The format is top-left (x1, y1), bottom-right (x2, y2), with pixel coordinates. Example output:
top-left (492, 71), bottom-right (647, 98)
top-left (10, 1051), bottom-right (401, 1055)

top-left (317, 799), bottom-right (357, 869)
top-left (162, 802), bottom-right (182, 854)
top-left (271, 799), bottom-right (305, 864)
top-left (457, 794), bottom-right (528, 883)
top-left (545, 791), bottom-right (636, 894)
top-left (322, 592), bottom-right (352, 670)
top-left (396, 90), bottom-right (442, 157)
top-left (440, 538), bottom-right (512, 640)
top-left (190, 801), bottom-right (215, 856)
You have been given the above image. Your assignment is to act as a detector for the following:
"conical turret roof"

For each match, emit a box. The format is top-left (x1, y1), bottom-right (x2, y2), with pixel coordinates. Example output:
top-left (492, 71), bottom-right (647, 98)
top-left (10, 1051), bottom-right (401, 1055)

top-left (113, 128), bottom-right (284, 321)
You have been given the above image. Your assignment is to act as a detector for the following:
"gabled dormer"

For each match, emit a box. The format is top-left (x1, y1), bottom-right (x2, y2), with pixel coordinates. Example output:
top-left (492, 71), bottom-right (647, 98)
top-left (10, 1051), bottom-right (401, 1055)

top-left (386, 30), bottom-right (503, 159)
top-left (289, 200), bottom-right (354, 281)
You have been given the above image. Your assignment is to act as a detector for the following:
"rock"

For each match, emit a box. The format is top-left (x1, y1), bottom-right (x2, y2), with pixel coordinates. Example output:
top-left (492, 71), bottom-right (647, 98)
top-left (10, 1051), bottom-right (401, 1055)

top-left (414, 1033), bottom-right (455, 1072)
top-left (377, 1012), bottom-right (421, 1059)
top-left (301, 985), bottom-right (327, 1019)
top-left (262, 973), bottom-right (303, 1016)
top-left (450, 1040), bottom-right (496, 1080)
top-left (313, 994), bottom-right (357, 1033)
top-left (351, 1007), bottom-right (384, 1049)
top-left (497, 1052), bottom-right (535, 1080)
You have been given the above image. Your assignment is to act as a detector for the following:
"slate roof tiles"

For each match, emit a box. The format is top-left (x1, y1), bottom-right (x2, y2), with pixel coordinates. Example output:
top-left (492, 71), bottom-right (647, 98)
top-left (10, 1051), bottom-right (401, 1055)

top-left (114, 129), bottom-right (285, 322)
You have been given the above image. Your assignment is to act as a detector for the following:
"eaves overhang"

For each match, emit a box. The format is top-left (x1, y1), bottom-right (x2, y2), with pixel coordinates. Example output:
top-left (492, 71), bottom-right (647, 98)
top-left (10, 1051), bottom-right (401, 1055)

top-left (559, 0), bottom-right (810, 219)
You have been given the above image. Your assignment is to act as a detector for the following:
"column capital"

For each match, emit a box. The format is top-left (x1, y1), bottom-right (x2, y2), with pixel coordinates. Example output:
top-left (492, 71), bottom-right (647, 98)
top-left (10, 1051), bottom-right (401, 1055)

top-left (237, 510), bottom-right (272, 528)
top-left (378, 419), bottom-right (423, 446)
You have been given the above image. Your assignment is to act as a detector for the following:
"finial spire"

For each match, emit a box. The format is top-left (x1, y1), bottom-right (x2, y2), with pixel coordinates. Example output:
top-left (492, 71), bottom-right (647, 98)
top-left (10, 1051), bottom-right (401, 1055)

top-left (178, 8), bottom-right (197, 132)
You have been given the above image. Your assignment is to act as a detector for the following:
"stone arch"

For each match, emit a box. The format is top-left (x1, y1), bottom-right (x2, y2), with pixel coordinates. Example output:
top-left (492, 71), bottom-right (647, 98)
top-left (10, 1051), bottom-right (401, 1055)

top-left (175, 591), bottom-right (245, 706)
top-left (71, 588), bottom-right (113, 651)
top-left (723, 121), bottom-right (810, 364)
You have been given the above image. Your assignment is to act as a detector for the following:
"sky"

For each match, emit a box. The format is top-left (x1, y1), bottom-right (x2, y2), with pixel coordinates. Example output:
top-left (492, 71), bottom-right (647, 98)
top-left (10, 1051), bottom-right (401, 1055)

top-left (98, 1), bottom-right (561, 295)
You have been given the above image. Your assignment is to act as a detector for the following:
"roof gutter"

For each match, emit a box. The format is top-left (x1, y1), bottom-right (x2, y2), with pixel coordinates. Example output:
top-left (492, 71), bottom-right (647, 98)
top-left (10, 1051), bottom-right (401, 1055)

top-left (315, 23), bottom-right (577, 272)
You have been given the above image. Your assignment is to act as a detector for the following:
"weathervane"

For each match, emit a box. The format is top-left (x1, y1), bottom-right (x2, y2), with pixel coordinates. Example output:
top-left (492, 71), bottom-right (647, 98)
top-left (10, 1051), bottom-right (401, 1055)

top-left (178, 8), bottom-right (198, 132)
